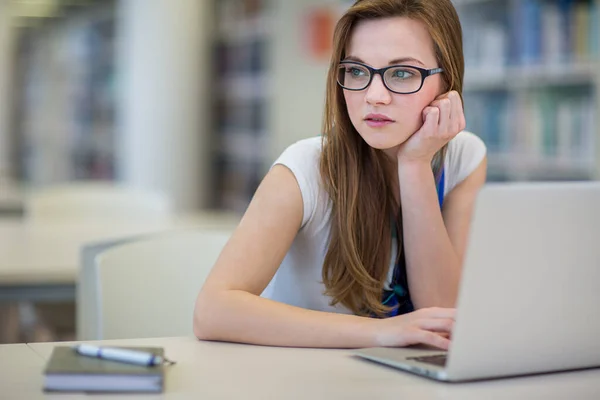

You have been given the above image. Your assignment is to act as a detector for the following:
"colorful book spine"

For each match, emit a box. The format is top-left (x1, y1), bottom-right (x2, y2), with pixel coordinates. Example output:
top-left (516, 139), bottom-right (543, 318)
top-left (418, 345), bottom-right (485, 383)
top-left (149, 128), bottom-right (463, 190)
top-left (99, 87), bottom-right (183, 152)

top-left (467, 0), bottom-right (598, 68)
top-left (468, 90), bottom-right (595, 167)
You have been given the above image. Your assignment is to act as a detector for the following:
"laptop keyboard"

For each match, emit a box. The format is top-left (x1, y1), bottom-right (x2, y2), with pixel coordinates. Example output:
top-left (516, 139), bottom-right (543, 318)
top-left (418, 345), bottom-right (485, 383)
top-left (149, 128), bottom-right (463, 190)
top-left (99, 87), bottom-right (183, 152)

top-left (407, 354), bottom-right (447, 367)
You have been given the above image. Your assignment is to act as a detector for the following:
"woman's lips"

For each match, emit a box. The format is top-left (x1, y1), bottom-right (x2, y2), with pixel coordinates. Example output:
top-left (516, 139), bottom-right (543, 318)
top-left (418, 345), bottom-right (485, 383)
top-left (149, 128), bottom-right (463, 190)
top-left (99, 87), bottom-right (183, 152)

top-left (364, 113), bottom-right (394, 128)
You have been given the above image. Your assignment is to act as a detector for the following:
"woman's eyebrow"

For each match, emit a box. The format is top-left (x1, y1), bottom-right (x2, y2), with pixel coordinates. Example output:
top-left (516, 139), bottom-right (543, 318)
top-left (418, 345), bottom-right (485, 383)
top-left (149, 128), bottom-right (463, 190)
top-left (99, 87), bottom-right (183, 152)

top-left (388, 57), bottom-right (425, 66)
top-left (342, 55), bottom-right (426, 67)
top-left (342, 55), bottom-right (365, 63)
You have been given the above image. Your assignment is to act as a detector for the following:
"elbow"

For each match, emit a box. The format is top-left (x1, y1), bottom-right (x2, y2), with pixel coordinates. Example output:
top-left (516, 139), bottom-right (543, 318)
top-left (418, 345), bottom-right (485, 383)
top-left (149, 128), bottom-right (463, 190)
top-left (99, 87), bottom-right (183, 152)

top-left (192, 292), bottom-right (219, 341)
top-left (193, 326), bottom-right (213, 342)
top-left (193, 318), bottom-right (211, 341)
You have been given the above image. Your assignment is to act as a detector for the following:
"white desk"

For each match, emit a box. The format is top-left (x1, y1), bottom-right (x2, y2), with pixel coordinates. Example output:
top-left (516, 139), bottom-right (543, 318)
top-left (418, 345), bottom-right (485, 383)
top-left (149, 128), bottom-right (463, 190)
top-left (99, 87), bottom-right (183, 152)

top-left (0, 213), bottom-right (239, 302)
top-left (14, 336), bottom-right (600, 399)
top-left (0, 343), bottom-right (46, 400)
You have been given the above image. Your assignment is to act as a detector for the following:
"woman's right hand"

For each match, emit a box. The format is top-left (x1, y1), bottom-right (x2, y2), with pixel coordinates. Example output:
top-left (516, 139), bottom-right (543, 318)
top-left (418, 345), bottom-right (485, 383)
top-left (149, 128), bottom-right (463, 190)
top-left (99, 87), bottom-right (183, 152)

top-left (372, 307), bottom-right (456, 350)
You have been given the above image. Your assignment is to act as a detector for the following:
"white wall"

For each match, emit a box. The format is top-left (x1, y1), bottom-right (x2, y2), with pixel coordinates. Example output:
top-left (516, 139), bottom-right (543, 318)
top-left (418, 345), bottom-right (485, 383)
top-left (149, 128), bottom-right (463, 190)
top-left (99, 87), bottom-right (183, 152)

top-left (0, 0), bottom-right (14, 178)
top-left (268, 0), bottom-right (338, 163)
top-left (596, 0), bottom-right (600, 180)
top-left (117, 0), bottom-right (213, 211)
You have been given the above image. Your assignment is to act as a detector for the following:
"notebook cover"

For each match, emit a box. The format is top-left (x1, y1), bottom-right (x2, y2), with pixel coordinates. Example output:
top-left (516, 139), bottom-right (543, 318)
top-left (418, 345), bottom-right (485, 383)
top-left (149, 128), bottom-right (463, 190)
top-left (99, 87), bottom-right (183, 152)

top-left (43, 346), bottom-right (165, 377)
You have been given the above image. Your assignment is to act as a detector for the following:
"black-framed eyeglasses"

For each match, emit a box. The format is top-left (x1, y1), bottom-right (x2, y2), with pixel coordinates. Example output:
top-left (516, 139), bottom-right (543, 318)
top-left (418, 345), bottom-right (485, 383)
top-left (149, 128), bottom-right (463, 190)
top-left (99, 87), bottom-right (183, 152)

top-left (337, 61), bottom-right (444, 95)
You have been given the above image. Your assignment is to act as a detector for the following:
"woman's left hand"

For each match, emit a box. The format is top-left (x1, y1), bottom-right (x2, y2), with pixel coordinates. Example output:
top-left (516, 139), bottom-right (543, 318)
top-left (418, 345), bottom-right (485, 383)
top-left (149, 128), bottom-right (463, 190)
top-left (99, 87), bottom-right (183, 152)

top-left (396, 90), bottom-right (466, 165)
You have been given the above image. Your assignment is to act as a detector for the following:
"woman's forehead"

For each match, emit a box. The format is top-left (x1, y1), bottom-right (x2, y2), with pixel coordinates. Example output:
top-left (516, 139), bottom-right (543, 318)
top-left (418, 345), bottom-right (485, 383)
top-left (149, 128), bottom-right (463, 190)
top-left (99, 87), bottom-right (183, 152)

top-left (345, 16), bottom-right (437, 68)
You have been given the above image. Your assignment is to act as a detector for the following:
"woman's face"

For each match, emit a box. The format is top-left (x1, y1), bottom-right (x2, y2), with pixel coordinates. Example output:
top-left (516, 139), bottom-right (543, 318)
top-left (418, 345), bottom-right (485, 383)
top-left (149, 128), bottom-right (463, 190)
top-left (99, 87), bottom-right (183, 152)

top-left (342, 17), bottom-right (443, 157)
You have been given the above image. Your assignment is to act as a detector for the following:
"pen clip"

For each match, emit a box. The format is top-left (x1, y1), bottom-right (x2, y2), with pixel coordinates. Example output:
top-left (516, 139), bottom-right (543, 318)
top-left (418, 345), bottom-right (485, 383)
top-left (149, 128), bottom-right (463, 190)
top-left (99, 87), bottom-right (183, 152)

top-left (162, 357), bottom-right (176, 366)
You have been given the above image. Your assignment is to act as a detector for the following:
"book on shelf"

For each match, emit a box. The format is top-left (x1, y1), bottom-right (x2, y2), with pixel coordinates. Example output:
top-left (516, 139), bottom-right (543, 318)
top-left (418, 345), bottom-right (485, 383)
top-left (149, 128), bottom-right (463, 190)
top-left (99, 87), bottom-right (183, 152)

top-left (15, 5), bottom-right (116, 185)
top-left (466, 90), bottom-right (596, 167)
top-left (212, 0), bottom-right (271, 210)
top-left (462, 0), bottom-right (599, 71)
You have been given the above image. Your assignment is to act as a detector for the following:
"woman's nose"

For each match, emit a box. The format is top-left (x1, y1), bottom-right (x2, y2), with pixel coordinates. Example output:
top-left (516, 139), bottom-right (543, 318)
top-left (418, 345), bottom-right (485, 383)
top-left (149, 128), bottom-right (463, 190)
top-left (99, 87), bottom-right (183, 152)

top-left (365, 74), bottom-right (392, 105)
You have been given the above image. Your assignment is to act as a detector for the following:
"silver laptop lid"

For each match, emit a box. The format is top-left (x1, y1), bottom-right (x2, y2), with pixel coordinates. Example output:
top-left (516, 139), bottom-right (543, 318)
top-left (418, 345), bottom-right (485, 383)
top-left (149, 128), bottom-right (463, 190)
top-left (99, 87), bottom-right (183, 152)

top-left (446, 182), bottom-right (600, 381)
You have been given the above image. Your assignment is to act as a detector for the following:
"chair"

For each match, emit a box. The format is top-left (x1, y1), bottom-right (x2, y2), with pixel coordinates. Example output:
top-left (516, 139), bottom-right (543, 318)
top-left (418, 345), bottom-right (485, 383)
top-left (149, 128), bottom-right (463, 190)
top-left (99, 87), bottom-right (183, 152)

top-left (25, 181), bottom-right (172, 221)
top-left (77, 213), bottom-right (239, 340)
top-left (20, 181), bottom-right (173, 342)
top-left (77, 236), bottom-right (146, 340)
top-left (94, 229), bottom-right (231, 339)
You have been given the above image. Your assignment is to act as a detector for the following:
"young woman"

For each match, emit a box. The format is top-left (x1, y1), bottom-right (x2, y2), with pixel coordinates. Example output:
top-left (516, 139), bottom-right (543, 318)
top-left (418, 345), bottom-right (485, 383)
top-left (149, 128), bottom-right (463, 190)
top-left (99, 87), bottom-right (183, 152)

top-left (194, 0), bottom-right (487, 350)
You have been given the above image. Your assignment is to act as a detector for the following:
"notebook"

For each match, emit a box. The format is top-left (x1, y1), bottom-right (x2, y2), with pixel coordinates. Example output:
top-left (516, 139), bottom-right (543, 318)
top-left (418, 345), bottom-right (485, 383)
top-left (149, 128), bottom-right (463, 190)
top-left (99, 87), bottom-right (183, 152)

top-left (43, 346), bottom-right (165, 393)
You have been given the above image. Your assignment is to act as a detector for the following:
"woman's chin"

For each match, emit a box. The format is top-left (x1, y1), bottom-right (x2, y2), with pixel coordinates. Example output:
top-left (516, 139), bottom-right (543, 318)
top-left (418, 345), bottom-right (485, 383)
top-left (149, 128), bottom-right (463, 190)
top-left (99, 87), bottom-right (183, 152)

top-left (359, 130), bottom-right (407, 152)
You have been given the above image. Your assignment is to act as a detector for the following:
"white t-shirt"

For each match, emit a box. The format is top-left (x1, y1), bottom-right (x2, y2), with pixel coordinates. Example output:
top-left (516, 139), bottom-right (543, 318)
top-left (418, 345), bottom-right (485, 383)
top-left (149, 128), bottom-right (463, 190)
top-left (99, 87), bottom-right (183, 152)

top-left (262, 131), bottom-right (487, 314)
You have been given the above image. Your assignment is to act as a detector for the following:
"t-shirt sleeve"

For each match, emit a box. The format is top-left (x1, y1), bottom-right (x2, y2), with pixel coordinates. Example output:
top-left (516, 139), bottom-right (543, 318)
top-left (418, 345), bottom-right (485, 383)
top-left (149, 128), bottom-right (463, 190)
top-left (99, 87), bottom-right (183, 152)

top-left (444, 131), bottom-right (487, 195)
top-left (271, 137), bottom-right (323, 229)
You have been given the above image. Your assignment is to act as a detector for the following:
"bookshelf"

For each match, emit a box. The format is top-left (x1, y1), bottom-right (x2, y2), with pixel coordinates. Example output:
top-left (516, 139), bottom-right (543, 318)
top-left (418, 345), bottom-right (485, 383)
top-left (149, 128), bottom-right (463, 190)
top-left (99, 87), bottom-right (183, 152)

top-left (210, 0), bottom-right (272, 211)
top-left (455, 0), bottom-right (600, 181)
top-left (11, 1), bottom-right (117, 184)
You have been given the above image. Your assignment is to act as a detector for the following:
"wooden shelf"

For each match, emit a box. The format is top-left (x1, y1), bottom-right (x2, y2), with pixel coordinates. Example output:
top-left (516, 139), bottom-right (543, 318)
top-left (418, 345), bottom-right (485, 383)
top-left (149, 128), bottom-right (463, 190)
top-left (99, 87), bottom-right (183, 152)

top-left (464, 62), bottom-right (598, 91)
top-left (487, 153), bottom-right (595, 181)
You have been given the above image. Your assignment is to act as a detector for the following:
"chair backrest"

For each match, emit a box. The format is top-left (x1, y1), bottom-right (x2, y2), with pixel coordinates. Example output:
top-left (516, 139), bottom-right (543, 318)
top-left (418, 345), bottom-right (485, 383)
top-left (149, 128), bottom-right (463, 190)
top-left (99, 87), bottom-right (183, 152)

top-left (0, 178), bottom-right (25, 217)
top-left (77, 235), bottom-right (147, 340)
top-left (25, 182), bottom-right (172, 221)
top-left (94, 229), bottom-right (231, 340)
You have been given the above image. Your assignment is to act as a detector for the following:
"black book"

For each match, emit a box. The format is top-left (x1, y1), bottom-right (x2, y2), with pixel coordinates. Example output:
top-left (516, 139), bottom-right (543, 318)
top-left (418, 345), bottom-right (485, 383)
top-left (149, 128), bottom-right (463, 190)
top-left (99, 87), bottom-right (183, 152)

top-left (43, 346), bottom-right (165, 393)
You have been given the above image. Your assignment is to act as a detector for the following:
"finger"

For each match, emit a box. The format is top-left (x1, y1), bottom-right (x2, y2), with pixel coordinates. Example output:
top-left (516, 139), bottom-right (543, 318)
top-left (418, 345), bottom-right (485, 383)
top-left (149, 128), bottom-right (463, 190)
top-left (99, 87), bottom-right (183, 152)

top-left (421, 106), bottom-right (439, 133)
top-left (407, 329), bottom-right (451, 350)
top-left (436, 98), bottom-right (451, 132)
top-left (452, 91), bottom-right (467, 132)
top-left (438, 332), bottom-right (451, 339)
top-left (430, 98), bottom-right (450, 125)
top-left (435, 91), bottom-right (451, 101)
top-left (422, 106), bottom-right (434, 121)
top-left (447, 91), bottom-right (466, 132)
top-left (449, 91), bottom-right (462, 129)
top-left (448, 91), bottom-right (457, 121)
top-left (450, 90), bottom-right (463, 109)
top-left (416, 318), bottom-right (455, 333)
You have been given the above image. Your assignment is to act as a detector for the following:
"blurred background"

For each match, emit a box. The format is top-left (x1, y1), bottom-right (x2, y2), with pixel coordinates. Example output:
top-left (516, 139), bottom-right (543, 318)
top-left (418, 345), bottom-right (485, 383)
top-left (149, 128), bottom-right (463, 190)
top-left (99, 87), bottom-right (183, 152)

top-left (0, 0), bottom-right (598, 343)
top-left (0, 0), bottom-right (598, 212)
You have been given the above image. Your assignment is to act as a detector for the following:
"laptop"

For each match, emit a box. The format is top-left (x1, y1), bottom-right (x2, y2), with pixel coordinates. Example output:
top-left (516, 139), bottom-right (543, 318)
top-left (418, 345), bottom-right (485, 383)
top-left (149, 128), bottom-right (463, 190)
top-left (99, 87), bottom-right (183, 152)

top-left (355, 182), bottom-right (600, 382)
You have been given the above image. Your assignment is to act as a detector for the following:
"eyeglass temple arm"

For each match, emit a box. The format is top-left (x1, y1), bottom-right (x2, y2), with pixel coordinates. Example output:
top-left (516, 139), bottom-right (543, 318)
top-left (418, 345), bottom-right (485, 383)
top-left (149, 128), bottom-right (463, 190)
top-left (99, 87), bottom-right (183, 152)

top-left (427, 68), bottom-right (444, 76)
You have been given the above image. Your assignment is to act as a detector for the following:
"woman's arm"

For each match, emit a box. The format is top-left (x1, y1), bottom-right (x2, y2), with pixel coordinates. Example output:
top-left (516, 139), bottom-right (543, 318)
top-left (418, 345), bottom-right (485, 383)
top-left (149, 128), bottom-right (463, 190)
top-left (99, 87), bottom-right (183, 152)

top-left (194, 165), bottom-right (455, 349)
top-left (396, 91), bottom-right (487, 309)
top-left (399, 157), bottom-right (487, 309)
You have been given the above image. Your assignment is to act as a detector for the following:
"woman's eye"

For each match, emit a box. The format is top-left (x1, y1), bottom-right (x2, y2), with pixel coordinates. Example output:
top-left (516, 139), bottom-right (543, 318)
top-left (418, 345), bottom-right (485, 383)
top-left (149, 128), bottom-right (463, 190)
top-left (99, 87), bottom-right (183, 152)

top-left (348, 68), bottom-right (365, 77)
top-left (392, 69), bottom-right (413, 79)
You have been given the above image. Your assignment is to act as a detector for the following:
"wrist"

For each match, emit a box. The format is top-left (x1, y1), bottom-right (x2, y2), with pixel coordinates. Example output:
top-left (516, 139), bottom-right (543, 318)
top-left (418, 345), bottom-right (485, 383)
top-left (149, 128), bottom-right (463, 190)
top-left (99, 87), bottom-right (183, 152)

top-left (396, 158), bottom-right (432, 174)
top-left (362, 317), bottom-right (386, 347)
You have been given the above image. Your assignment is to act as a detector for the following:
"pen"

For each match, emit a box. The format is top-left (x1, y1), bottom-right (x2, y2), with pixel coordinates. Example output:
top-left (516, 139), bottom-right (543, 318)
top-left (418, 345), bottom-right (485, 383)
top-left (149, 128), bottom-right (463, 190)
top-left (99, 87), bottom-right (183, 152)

top-left (72, 344), bottom-right (174, 367)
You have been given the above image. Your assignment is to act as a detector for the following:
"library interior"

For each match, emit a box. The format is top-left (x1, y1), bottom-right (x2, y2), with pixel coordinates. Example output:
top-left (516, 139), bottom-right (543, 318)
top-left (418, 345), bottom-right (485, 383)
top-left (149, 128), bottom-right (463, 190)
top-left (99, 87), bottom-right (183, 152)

top-left (0, 0), bottom-right (599, 397)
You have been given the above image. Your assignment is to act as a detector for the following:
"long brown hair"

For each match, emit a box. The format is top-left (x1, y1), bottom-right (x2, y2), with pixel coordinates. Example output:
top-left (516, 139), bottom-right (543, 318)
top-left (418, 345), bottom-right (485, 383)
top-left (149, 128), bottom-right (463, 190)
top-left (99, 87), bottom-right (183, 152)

top-left (320, 0), bottom-right (464, 317)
